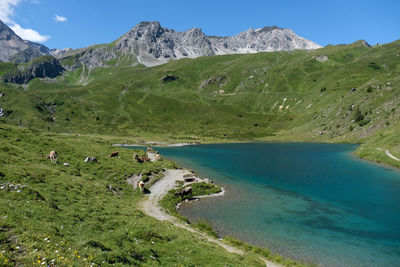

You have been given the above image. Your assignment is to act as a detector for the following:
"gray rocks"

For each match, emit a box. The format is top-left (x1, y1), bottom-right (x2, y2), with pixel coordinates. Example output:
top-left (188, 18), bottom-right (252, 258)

top-left (174, 186), bottom-right (192, 197)
top-left (316, 55), bottom-right (328, 62)
top-left (2, 56), bottom-right (64, 84)
top-left (0, 107), bottom-right (4, 117)
top-left (58, 21), bottom-right (322, 69)
top-left (199, 76), bottom-right (229, 89)
top-left (209, 26), bottom-right (321, 55)
top-left (116, 22), bottom-right (321, 67)
top-left (0, 20), bottom-right (51, 63)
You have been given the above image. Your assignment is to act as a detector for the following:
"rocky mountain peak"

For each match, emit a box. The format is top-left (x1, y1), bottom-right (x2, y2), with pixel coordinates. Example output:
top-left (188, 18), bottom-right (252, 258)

top-left (257, 26), bottom-right (280, 32)
top-left (126, 21), bottom-right (166, 39)
top-left (0, 19), bottom-right (51, 63)
top-left (58, 21), bottom-right (322, 69)
top-left (0, 20), bottom-right (21, 41)
top-left (113, 21), bottom-right (321, 66)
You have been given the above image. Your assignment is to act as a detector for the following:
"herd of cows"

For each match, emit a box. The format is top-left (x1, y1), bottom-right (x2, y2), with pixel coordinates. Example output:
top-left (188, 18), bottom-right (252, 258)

top-left (44, 148), bottom-right (199, 196)
top-left (45, 147), bottom-right (162, 165)
top-left (45, 148), bottom-right (163, 192)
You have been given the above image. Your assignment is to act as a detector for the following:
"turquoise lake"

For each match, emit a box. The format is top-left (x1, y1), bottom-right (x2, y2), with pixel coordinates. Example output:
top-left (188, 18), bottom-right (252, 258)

top-left (127, 143), bottom-right (400, 266)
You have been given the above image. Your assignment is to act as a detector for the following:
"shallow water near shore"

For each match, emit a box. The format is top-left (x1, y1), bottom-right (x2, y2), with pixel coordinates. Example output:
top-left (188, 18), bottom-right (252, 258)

top-left (127, 143), bottom-right (400, 266)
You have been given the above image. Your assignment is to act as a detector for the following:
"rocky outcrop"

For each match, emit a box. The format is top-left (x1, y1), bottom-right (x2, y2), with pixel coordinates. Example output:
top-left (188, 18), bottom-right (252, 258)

top-left (113, 22), bottom-right (321, 66)
top-left (209, 26), bottom-right (321, 54)
top-left (2, 56), bottom-right (64, 84)
top-left (56, 21), bottom-right (322, 69)
top-left (0, 20), bottom-right (51, 63)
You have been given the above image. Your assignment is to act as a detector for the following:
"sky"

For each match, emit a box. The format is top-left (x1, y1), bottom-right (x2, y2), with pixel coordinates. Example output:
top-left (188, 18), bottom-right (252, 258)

top-left (0, 0), bottom-right (399, 49)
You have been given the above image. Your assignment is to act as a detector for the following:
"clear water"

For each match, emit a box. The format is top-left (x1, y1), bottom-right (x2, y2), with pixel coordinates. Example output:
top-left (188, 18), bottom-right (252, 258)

top-left (127, 143), bottom-right (400, 266)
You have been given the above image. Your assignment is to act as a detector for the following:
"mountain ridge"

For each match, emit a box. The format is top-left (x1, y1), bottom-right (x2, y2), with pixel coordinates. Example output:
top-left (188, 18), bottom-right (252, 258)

top-left (0, 20), bottom-right (51, 63)
top-left (55, 21), bottom-right (321, 68)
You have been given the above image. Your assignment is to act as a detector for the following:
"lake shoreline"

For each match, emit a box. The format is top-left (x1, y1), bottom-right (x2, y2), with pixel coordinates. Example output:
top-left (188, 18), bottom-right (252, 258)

top-left (138, 169), bottom-right (283, 267)
top-left (119, 139), bottom-right (400, 171)
top-left (130, 142), bottom-right (400, 267)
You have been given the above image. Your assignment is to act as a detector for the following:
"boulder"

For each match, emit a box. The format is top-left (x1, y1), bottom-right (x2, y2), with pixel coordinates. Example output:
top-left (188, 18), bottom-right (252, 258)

top-left (174, 186), bottom-right (192, 197)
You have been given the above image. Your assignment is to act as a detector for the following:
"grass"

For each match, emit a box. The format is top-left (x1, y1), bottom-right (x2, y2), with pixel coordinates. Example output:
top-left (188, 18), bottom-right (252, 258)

top-left (222, 236), bottom-right (309, 267)
top-left (0, 40), bottom-right (398, 167)
top-left (0, 123), bottom-right (267, 266)
top-left (160, 182), bottom-right (221, 216)
top-left (0, 38), bottom-right (399, 266)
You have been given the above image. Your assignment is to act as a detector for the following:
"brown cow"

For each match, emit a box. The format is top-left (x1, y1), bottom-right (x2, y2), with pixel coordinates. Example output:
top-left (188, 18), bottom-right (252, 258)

top-left (110, 151), bottom-right (119, 158)
top-left (138, 181), bottom-right (145, 192)
top-left (46, 150), bottom-right (58, 163)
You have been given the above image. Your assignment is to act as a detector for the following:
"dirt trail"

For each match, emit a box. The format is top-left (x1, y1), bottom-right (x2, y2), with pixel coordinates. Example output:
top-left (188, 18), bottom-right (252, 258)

top-left (386, 149), bottom-right (400, 162)
top-left (138, 169), bottom-right (281, 267)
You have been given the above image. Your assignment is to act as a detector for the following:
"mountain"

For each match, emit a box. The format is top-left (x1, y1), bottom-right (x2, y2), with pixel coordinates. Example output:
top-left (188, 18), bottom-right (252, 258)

top-left (0, 19), bottom-right (51, 63)
top-left (57, 21), bottom-right (321, 68)
top-left (1, 39), bottom-right (399, 166)
top-left (115, 21), bottom-right (321, 66)
top-left (2, 55), bottom-right (64, 84)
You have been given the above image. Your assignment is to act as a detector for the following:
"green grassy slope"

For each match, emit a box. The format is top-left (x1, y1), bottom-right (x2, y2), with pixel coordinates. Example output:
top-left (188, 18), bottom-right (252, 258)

top-left (0, 40), bottom-right (399, 164)
top-left (1, 39), bottom-right (399, 266)
top-left (0, 123), bottom-right (271, 266)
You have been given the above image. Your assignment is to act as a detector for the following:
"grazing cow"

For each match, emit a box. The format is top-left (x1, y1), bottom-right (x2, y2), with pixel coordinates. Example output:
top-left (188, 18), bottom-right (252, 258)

top-left (46, 150), bottom-right (58, 163)
top-left (110, 151), bottom-right (119, 158)
top-left (85, 157), bottom-right (97, 163)
top-left (138, 181), bottom-right (145, 192)
top-left (174, 186), bottom-right (192, 197)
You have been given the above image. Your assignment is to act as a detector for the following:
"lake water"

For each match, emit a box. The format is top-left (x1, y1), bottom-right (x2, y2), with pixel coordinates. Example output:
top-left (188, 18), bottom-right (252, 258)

top-left (127, 143), bottom-right (400, 266)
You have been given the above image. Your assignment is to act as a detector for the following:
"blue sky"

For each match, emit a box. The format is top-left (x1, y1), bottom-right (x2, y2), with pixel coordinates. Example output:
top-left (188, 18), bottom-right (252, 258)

top-left (1, 0), bottom-right (399, 49)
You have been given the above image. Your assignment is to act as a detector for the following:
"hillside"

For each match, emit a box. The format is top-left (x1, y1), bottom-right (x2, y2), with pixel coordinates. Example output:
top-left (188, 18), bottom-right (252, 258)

top-left (0, 124), bottom-right (278, 266)
top-left (0, 20), bottom-right (51, 63)
top-left (0, 18), bottom-right (400, 267)
top-left (0, 39), bottom-right (399, 167)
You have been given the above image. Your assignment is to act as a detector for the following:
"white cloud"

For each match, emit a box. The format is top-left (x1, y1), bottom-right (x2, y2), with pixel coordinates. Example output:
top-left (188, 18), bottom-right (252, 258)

top-left (10, 23), bottom-right (50, 42)
top-left (0, 0), bottom-right (50, 43)
top-left (54, 14), bottom-right (67, 22)
top-left (0, 0), bottom-right (21, 23)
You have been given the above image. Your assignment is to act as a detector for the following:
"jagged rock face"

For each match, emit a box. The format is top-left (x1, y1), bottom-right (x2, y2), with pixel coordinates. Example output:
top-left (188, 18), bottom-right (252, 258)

top-left (0, 20), bottom-right (51, 63)
top-left (61, 46), bottom-right (118, 71)
top-left (57, 21), bottom-right (322, 69)
top-left (210, 27), bottom-right (321, 54)
top-left (113, 21), bottom-right (321, 66)
top-left (2, 56), bottom-right (64, 84)
top-left (114, 22), bottom-right (215, 66)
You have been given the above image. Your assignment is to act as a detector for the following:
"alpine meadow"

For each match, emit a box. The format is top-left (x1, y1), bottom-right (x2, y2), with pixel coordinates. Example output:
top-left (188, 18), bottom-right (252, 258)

top-left (0, 13), bottom-right (400, 267)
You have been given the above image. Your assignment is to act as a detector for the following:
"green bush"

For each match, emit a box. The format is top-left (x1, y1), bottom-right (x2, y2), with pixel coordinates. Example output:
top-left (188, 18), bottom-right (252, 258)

top-left (354, 107), bottom-right (364, 122)
top-left (142, 175), bottom-right (149, 183)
